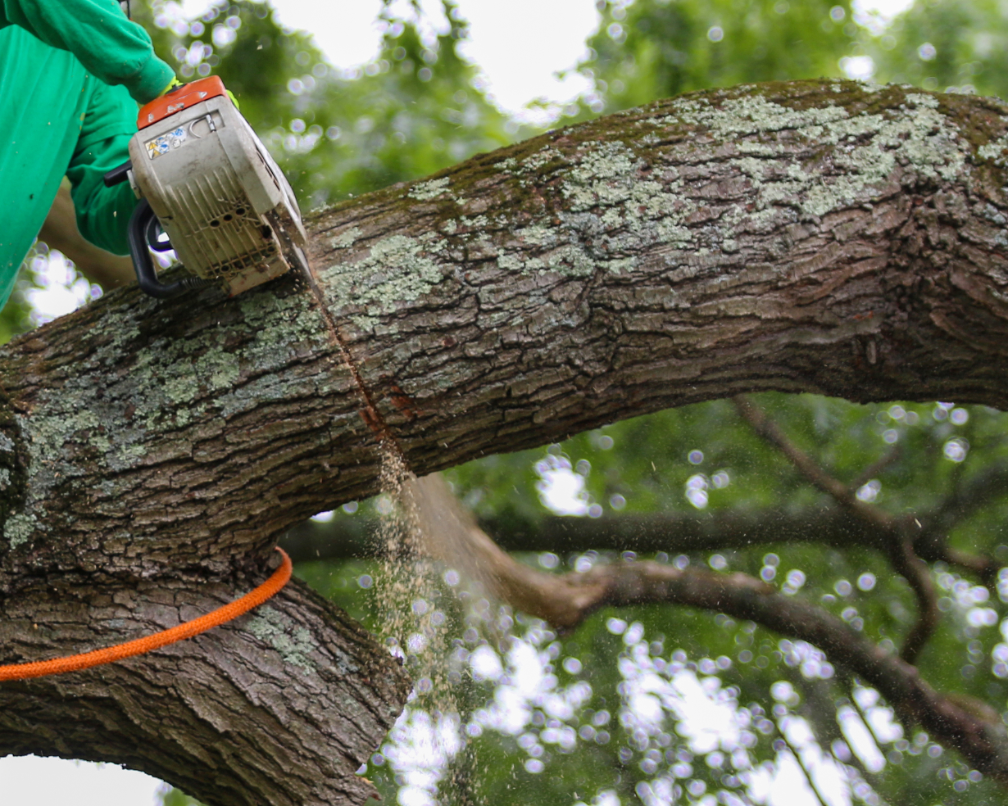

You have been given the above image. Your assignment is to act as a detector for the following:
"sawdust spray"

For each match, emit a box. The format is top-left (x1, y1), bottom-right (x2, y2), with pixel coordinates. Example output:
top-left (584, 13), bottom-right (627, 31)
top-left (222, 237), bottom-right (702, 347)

top-left (371, 446), bottom-right (483, 804)
top-left (297, 254), bottom-right (492, 799)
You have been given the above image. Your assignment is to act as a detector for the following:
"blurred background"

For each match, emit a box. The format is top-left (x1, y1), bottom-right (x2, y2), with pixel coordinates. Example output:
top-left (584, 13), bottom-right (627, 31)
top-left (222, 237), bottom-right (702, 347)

top-left (5, 1), bottom-right (1008, 804)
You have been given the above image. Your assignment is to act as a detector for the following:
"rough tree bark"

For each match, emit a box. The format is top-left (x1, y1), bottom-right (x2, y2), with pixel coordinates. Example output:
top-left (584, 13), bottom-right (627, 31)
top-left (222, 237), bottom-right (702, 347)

top-left (2, 79), bottom-right (1008, 804)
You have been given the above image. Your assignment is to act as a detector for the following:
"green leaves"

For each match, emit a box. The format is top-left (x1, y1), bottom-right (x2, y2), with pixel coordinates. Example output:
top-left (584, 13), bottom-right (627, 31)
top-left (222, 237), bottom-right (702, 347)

top-left (147, 0), bottom-right (510, 208)
top-left (866, 0), bottom-right (1008, 97)
top-left (575, 0), bottom-right (863, 118)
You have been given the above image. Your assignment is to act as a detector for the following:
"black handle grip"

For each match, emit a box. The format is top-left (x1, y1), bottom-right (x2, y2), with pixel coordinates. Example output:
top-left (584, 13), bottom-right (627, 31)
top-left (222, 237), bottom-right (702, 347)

top-left (128, 199), bottom-right (209, 300)
top-left (103, 160), bottom-right (132, 188)
top-left (144, 213), bottom-right (174, 252)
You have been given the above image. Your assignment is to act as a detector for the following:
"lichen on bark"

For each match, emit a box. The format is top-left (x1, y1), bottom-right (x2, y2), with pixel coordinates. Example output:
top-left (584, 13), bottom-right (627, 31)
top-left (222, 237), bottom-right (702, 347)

top-left (0, 79), bottom-right (1007, 805)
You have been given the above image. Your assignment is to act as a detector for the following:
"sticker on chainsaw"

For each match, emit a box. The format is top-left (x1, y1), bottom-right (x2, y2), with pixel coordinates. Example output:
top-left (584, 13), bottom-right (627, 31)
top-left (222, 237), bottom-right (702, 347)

top-left (146, 127), bottom-right (188, 160)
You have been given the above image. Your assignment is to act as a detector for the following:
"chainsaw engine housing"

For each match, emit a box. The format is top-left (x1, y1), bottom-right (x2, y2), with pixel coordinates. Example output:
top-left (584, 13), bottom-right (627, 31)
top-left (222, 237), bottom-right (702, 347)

top-left (127, 77), bottom-right (308, 296)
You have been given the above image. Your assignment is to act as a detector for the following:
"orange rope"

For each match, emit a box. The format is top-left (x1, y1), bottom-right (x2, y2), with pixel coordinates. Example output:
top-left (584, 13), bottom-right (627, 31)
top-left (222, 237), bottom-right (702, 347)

top-left (0, 548), bottom-right (292, 682)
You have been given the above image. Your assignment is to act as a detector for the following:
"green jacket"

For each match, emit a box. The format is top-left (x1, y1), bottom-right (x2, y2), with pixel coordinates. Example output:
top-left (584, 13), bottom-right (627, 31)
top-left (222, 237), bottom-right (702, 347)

top-left (0, 0), bottom-right (176, 309)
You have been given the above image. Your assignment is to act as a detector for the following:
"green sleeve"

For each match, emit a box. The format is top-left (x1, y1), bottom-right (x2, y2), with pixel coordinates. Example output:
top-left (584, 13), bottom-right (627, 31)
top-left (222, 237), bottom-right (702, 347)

top-left (0, 0), bottom-right (174, 103)
top-left (67, 78), bottom-right (140, 256)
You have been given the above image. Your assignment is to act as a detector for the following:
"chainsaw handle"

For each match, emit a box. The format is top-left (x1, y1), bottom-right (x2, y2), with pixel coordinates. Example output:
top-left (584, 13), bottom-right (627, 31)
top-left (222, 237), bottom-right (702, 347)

top-left (145, 214), bottom-right (174, 252)
top-left (103, 160), bottom-right (132, 188)
top-left (128, 199), bottom-right (208, 299)
top-left (104, 161), bottom-right (174, 252)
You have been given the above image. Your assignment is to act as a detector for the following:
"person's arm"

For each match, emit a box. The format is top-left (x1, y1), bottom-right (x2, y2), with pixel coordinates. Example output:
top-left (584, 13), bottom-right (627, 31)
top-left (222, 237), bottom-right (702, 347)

top-left (66, 80), bottom-right (141, 259)
top-left (39, 180), bottom-right (135, 288)
top-left (1, 0), bottom-right (174, 103)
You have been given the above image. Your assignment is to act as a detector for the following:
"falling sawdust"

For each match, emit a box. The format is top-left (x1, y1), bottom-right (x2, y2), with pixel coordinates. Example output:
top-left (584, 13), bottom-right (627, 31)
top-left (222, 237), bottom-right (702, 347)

top-left (295, 241), bottom-right (489, 798)
top-left (371, 448), bottom-right (499, 804)
top-left (372, 448), bottom-right (444, 672)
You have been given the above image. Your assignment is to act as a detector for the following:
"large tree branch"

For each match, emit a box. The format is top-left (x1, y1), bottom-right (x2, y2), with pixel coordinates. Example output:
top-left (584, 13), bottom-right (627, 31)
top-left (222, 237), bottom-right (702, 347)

top-left (1, 79), bottom-right (1008, 801)
top-left (0, 574), bottom-right (408, 806)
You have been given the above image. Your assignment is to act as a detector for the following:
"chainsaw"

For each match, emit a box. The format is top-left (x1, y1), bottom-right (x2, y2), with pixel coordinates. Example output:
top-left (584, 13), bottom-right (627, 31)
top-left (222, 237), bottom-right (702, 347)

top-left (104, 76), bottom-right (308, 299)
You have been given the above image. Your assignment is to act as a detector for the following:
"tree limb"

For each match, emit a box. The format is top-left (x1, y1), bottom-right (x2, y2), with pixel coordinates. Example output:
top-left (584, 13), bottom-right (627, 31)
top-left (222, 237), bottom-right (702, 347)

top-left (0, 573), bottom-right (409, 806)
top-left (733, 395), bottom-right (939, 664)
top-left (282, 483), bottom-right (1006, 582)
top-left (400, 475), bottom-right (1008, 787)
top-left (2, 79), bottom-right (1008, 799)
top-left (733, 395), bottom-right (866, 512)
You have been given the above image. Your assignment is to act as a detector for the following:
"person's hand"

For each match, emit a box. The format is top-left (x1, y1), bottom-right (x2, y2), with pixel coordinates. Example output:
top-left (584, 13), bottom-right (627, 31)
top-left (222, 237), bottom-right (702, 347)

top-left (160, 76), bottom-right (183, 96)
top-left (157, 76), bottom-right (239, 110)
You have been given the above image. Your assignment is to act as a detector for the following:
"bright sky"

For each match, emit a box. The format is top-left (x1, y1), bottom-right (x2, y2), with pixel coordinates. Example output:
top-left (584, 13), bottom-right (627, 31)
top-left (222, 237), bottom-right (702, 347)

top-left (0, 755), bottom-right (170, 805)
top-left (5, 0), bottom-right (917, 803)
top-left (180, 0), bottom-right (601, 118)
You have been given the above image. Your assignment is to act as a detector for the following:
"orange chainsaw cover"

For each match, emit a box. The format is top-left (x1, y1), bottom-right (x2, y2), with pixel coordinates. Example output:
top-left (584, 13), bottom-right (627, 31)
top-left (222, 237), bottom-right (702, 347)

top-left (137, 75), bottom-right (227, 130)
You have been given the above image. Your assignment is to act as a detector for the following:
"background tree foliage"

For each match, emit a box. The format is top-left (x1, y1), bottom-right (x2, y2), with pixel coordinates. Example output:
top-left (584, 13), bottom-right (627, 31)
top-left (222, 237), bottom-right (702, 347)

top-left (14, 1), bottom-right (1008, 804)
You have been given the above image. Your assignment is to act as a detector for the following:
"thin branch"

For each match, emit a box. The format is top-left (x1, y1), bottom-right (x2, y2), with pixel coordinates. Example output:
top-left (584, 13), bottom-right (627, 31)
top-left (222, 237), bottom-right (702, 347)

top-left (888, 531), bottom-right (940, 665)
top-left (393, 475), bottom-right (1008, 788)
top-left (493, 554), bottom-right (1008, 784)
top-left (849, 444), bottom-right (902, 493)
top-left (910, 460), bottom-right (1008, 588)
top-left (924, 461), bottom-right (1008, 583)
top-left (280, 502), bottom-right (1002, 589)
top-left (279, 506), bottom-right (889, 562)
top-left (943, 548), bottom-right (1000, 588)
top-left (732, 395), bottom-right (938, 664)
top-left (731, 395), bottom-right (891, 528)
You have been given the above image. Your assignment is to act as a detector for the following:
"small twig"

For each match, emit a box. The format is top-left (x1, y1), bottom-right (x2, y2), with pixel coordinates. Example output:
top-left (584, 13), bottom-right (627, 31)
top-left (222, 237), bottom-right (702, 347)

top-left (943, 548), bottom-right (999, 588)
top-left (889, 531), bottom-right (940, 665)
top-left (849, 444), bottom-right (902, 493)
top-left (733, 395), bottom-right (937, 664)
top-left (922, 460), bottom-right (1008, 586)
top-left (732, 395), bottom-right (859, 508)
